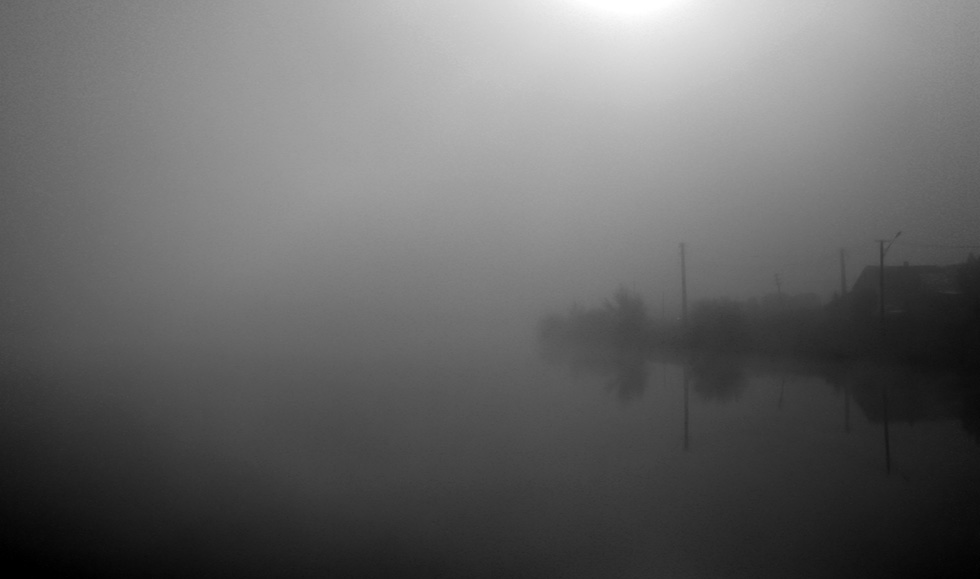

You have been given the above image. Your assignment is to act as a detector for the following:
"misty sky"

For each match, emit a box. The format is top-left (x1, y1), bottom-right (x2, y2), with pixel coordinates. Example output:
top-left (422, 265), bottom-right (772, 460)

top-left (2, 0), bottom-right (978, 358)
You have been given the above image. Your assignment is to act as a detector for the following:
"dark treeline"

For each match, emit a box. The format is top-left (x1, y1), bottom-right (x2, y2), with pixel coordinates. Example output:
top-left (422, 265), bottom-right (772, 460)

top-left (538, 255), bottom-right (980, 372)
top-left (537, 286), bottom-right (651, 368)
top-left (536, 286), bottom-right (651, 400)
top-left (536, 292), bottom-right (980, 438)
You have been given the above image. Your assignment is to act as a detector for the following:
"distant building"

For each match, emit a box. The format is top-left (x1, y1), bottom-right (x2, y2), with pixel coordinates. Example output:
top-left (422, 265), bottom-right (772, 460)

top-left (850, 263), bottom-right (963, 322)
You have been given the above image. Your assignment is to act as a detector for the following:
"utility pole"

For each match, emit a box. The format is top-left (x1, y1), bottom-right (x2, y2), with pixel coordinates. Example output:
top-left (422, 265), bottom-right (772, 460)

top-left (878, 242), bottom-right (886, 334)
top-left (774, 273), bottom-right (782, 296)
top-left (839, 249), bottom-right (847, 297)
top-left (680, 242), bottom-right (690, 451)
top-left (876, 232), bottom-right (902, 337)
top-left (680, 243), bottom-right (688, 325)
top-left (874, 231), bottom-right (901, 475)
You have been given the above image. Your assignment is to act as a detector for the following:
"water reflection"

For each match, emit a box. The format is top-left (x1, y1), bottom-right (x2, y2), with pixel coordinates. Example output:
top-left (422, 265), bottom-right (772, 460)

top-left (7, 340), bottom-right (979, 577)
top-left (542, 329), bottom-right (980, 452)
top-left (564, 350), bottom-right (649, 402)
top-left (820, 363), bottom-right (980, 436)
top-left (603, 352), bottom-right (648, 402)
top-left (689, 354), bottom-right (747, 403)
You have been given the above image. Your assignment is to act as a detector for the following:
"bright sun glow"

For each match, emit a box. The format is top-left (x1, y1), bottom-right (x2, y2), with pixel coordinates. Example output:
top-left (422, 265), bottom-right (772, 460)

top-left (574, 0), bottom-right (678, 20)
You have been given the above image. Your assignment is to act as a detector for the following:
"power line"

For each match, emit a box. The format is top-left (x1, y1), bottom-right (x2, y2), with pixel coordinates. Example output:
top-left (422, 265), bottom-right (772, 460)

top-left (687, 240), bottom-right (972, 274)
top-left (896, 242), bottom-right (980, 250)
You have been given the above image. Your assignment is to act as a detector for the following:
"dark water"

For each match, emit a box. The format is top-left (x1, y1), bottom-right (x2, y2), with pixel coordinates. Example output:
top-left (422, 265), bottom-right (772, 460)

top-left (2, 344), bottom-right (979, 577)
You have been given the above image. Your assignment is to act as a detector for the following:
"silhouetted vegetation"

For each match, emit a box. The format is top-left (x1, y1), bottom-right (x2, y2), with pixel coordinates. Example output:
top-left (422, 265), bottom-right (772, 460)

top-left (539, 257), bottom-right (980, 398)
top-left (537, 286), bottom-right (653, 364)
top-left (537, 286), bottom-right (654, 399)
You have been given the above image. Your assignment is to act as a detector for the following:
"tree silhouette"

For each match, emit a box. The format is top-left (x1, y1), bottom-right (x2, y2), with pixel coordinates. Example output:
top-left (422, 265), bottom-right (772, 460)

top-left (537, 286), bottom-right (653, 400)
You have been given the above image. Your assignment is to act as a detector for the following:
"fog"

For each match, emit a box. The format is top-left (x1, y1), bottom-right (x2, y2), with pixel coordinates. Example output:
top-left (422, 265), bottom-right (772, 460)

top-left (2, 1), bottom-right (979, 576)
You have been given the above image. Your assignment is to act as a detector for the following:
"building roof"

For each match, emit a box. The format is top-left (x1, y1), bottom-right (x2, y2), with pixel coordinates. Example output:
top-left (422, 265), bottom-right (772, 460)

top-left (851, 264), bottom-right (962, 313)
top-left (853, 264), bottom-right (940, 291)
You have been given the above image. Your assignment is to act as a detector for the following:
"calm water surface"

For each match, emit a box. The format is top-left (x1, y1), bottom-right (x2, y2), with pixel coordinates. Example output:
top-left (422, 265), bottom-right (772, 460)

top-left (3, 349), bottom-right (979, 577)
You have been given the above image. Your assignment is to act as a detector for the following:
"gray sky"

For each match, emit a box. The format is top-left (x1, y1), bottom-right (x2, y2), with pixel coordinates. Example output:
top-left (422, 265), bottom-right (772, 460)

top-left (2, 0), bottom-right (978, 357)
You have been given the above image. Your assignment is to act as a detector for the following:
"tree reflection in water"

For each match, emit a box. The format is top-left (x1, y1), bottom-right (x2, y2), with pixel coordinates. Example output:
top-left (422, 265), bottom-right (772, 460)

top-left (561, 350), bottom-right (649, 402)
top-left (688, 354), bottom-right (746, 403)
top-left (604, 353), bottom-right (648, 402)
top-left (537, 287), bottom-right (653, 401)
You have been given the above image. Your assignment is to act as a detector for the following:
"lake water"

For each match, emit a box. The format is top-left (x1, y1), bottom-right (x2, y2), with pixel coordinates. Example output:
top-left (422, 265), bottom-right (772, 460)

top-left (2, 347), bottom-right (979, 577)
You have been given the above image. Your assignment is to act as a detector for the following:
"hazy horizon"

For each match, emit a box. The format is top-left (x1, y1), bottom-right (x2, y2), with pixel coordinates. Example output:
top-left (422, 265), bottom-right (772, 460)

top-left (2, 2), bottom-right (979, 575)
top-left (3, 1), bottom-right (978, 360)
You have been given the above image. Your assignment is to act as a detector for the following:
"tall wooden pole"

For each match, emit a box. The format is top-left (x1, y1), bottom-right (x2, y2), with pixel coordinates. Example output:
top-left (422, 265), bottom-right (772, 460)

top-left (879, 240), bottom-right (886, 335)
top-left (875, 232), bottom-right (899, 474)
top-left (680, 243), bottom-right (687, 326)
top-left (878, 240), bottom-right (891, 473)
top-left (876, 232), bottom-right (900, 336)
top-left (680, 243), bottom-right (689, 451)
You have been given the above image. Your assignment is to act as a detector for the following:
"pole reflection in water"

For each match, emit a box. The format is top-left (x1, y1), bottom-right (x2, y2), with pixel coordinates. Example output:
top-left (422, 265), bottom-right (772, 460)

top-left (683, 364), bottom-right (690, 451)
top-left (538, 339), bottom-right (980, 570)
top-left (883, 381), bottom-right (891, 474)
